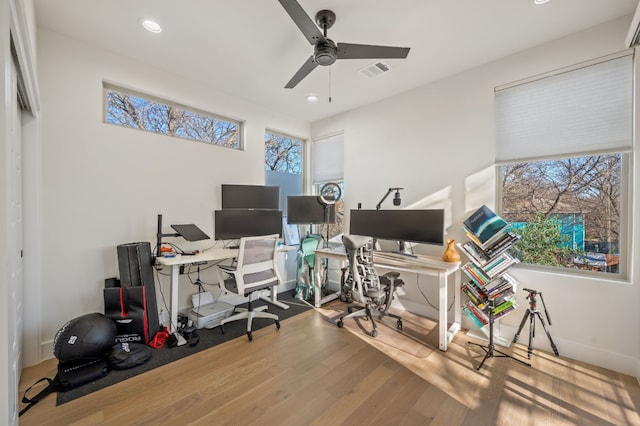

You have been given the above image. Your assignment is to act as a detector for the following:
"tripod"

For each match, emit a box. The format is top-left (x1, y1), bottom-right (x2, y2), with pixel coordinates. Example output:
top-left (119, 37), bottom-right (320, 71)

top-left (512, 288), bottom-right (559, 359)
top-left (468, 298), bottom-right (531, 370)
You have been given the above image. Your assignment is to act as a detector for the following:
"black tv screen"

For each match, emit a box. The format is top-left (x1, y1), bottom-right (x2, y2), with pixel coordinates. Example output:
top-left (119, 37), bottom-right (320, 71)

top-left (214, 209), bottom-right (282, 240)
top-left (349, 209), bottom-right (444, 246)
top-left (221, 184), bottom-right (279, 210)
top-left (287, 196), bottom-right (335, 224)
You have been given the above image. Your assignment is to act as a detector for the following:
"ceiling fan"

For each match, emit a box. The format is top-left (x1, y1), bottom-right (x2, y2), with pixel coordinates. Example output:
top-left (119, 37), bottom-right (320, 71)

top-left (277, 0), bottom-right (411, 89)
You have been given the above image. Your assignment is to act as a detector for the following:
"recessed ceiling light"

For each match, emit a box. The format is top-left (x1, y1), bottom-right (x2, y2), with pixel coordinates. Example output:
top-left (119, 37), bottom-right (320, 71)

top-left (532, 0), bottom-right (551, 5)
top-left (140, 18), bottom-right (162, 33)
top-left (306, 94), bottom-right (319, 103)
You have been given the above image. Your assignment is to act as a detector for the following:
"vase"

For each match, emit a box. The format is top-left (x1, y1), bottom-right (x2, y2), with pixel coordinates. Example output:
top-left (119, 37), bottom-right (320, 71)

top-left (442, 239), bottom-right (461, 262)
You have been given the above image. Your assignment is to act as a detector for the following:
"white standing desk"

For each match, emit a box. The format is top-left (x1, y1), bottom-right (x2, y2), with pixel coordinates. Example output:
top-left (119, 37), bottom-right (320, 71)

top-left (314, 247), bottom-right (461, 351)
top-left (156, 246), bottom-right (295, 333)
top-left (156, 249), bottom-right (238, 333)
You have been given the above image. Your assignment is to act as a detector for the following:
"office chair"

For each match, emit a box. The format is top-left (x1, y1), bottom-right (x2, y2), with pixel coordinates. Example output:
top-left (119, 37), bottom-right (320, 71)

top-left (295, 233), bottom-right (323, 301)
top-left (215, 234), bottom-right (281, 341)
top-left (337, 234), bottom-right (404, 337)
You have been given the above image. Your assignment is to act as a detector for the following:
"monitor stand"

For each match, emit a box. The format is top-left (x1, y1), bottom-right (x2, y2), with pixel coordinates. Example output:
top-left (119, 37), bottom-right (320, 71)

top-left (391, 241), bottom-right (417, 258)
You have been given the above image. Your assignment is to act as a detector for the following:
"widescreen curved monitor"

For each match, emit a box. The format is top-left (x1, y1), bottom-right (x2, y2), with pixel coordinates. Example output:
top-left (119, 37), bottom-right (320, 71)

top-left (349, 209), bottom-right (444, 246)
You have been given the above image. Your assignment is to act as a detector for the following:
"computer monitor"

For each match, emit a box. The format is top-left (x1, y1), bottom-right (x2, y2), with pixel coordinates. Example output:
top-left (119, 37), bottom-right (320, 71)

top-left (287, 195), bottom-right (335, 224)
top-left (214, 209), bottom-right (283, 240)
top-left (349, 209), bottom-right (444, 248)
top-left (170, 224), bottom-right (210, 242)
top-left (221, 184), bottom-right (279, 210)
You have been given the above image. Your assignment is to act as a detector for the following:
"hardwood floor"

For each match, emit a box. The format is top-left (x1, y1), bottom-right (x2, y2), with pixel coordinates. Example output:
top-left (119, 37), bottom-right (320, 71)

top-left (18, 307), bottom-right (640, 425)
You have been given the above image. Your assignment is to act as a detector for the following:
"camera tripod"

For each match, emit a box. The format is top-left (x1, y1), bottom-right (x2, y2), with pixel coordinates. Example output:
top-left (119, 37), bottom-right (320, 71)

top-left (468, 297), bottom-right (531, 371)
top-left (512, 288), bottom-right (559, 359)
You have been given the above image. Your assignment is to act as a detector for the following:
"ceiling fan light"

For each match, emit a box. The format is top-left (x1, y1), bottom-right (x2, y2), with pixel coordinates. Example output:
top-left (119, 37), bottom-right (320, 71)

top-left (306, 94), bottom-right (319, 102)
top-left (532, 0), bottom-right (551, 5)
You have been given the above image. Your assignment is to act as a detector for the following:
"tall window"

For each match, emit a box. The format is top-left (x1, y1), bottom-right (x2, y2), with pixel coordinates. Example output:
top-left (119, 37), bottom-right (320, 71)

top-left (495, 52), bottom-right (632, 277)
top-left (265, 130), bottom-right (303, 213)
top-left (104, 83), bottom-right (241, 149)
top-left (313, 134), bottom-right (345, 239)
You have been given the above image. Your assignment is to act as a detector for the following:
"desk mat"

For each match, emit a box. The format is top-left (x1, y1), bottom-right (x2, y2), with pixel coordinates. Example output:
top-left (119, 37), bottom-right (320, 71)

top-left (316, 302), bottom-right (437, 359)
top-left (56, 291), bottom-right (312, 406)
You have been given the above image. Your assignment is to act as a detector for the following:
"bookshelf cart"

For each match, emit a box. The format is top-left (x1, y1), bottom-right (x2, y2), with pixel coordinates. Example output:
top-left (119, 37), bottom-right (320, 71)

top-left (459, 205), bottom-right (530, 369)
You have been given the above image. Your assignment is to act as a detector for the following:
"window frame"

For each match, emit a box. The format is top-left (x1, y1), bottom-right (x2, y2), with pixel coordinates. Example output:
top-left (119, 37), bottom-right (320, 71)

top-left (103, 82), bottom-right (243, 149)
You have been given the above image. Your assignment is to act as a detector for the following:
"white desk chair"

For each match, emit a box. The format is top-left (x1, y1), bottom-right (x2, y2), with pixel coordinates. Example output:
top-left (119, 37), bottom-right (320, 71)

top-left (215, 234), bottom-right (281, 341)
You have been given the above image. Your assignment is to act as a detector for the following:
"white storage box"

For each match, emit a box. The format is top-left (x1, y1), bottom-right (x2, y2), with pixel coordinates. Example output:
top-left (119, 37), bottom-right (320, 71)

top-left (188, 301), bottom-right (235, 329)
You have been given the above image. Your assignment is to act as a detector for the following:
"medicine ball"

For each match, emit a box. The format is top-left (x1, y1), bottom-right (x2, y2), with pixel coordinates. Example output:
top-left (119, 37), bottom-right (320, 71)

top-left (54, 312), bottom-right (117, 363)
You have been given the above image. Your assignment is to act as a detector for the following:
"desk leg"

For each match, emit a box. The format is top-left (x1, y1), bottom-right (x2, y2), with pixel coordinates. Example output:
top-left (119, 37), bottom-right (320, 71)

top-left (259, 287), bottom-right (290, 310)
top-left (438, 271), bottom-right (447, 351)
top-left (314, 255), bottom-right (322, 308)
top-left (169, 265), bottom-right (180, 333)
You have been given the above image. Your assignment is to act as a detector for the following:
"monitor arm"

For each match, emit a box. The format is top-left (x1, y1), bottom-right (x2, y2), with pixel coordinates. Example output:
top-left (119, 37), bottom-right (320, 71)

top-left (156, 214), bottom-right (180, 258)
top-left (376, 188), bottom-right (403, 210)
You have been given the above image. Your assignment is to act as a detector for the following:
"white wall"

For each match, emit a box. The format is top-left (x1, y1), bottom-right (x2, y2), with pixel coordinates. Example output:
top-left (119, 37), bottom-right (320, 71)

top-left (312, 16), bottom-right (640, 376)
top-left (34, 29), bottom-right (309, 361)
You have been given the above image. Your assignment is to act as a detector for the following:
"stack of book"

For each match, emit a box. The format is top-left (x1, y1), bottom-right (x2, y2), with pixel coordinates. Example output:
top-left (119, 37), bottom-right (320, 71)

top-left (459, 205), bottom-right (520, 327)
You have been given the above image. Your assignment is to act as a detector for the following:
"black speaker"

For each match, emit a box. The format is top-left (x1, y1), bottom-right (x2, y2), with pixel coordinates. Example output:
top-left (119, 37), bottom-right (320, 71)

top-left (116, 242), bottom-right (161, 339)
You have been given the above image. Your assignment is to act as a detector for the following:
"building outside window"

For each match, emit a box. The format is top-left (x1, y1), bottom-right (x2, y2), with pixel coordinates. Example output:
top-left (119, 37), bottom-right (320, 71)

top-left (104, 83), bottom-right (241, 149)
top-left (495, 52), bottom-right (632, 278)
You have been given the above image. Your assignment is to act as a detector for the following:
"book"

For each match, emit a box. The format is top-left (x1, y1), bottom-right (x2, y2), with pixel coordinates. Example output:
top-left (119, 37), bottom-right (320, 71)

top-left (463, 305), bottom-right (486, 328)
top-left (461, 283), bottom-right (486, 309)
top-left (463, 205), bottom-right (510, 247)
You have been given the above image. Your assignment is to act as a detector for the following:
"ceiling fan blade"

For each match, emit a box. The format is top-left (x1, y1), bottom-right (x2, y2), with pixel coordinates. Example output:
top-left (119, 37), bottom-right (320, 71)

top-left (337, 43), bottom-right (410, 60)
top-left (285, 56), bottom-right (318, 89)
top-left (277, 0), bottom-right (325, 45)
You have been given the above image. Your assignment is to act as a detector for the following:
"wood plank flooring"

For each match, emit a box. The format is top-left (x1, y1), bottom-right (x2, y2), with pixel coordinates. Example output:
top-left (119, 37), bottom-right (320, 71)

top-left (17, 307), bottom-right (640, 425)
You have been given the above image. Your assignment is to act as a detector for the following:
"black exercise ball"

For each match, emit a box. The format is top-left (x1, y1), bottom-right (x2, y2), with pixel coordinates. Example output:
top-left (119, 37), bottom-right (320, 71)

top-left (53, 313), bottom-right (117, 363)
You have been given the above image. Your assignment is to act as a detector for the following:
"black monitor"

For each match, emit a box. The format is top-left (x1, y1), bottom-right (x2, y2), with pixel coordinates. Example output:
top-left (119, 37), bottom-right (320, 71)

top-left (287, 196), bottom-right (335, 224)
top-left (221, 184), bottom-right (279, 210)
top-left (349, 209), bottom-right (444, 248)
top-left (214, 209), bottom-right (283, 240)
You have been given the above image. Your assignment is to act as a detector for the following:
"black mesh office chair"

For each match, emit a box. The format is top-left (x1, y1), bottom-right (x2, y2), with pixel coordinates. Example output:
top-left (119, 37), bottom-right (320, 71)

top-left (215, 234), bottom-right (281, 341)
top-left (337, 234), bottom-right (404, 337)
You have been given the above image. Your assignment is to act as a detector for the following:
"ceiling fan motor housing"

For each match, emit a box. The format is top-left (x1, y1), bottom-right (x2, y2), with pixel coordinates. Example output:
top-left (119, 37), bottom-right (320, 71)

top-left (314, 39), bottom-right (337, 66)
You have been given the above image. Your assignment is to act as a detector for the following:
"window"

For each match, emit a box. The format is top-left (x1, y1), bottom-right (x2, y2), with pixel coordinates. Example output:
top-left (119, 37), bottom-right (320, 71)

top-left (104, 83), bottom-right (241, 149)
top-left (501, 154), bottom-right (625, 274)
top-left (313, 134), bottom-right (345, 239)
top-left (495, 52), bottom-right (632, 277)
top-left (265, 130), bottom-right (303, 213)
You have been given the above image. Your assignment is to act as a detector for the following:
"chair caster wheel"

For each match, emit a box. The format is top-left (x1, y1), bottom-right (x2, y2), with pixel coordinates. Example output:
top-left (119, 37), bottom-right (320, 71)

top-left (397, 320), bottom-right (403, 330)
top-left (247, 331), bottom-right (253, 342)
top-left (371, 329), bottom-right (378, 338)
top-left (337, 320), bottom-right (344, 328)
top-left (275, 320), bottom-right (281, 330)
top-left (347, 307), bottom-right (354, 314)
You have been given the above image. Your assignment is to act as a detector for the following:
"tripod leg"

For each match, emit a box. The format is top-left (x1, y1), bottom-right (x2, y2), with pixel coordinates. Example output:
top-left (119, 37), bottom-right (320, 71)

top-left (513, 309), bottom-right (530, 344)
top-left (527, 312), bottom-right (535, 359)
top-left (534, 312), bottom-right (560, 356)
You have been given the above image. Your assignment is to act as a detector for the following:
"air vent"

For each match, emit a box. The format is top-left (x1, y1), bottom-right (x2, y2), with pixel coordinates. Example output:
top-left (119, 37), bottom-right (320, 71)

top-left (359, 61), bottom-right (391, 79)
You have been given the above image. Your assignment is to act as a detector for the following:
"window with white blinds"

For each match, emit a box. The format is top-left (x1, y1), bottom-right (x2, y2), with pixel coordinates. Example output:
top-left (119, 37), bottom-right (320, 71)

top-left (312, 133), bottom-right (344, 183)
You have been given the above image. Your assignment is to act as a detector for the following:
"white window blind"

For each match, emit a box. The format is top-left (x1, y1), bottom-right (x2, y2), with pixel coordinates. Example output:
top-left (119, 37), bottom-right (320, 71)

top-left (312, 133), bottom-right (344, 183)
top-left (495, 52), bottom-right (633, 163)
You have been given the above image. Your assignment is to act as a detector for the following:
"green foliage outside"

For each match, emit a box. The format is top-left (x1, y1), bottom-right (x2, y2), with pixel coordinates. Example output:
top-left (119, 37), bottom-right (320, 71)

top-left (510, 213), bottom-right (575, 267)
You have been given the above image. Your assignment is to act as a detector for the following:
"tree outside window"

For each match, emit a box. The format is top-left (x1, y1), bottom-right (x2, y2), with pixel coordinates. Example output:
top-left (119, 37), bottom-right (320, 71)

top-left (501, 153), bottom-right (622, 274)
top-left (105, 85), bottom-right (240, 148)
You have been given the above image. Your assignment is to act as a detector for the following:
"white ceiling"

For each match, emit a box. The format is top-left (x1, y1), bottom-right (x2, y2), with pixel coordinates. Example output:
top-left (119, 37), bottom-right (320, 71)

top-left (34, 0), bottom-right (638, 123)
